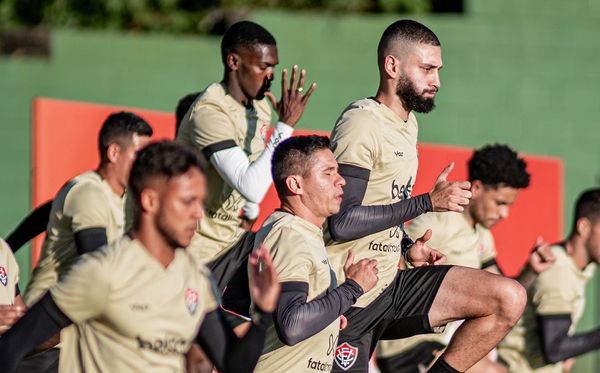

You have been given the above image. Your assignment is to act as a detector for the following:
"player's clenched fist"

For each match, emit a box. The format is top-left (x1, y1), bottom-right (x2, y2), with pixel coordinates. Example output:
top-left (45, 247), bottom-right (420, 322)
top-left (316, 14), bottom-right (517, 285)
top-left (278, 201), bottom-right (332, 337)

top-left (343, 250), bottom-right (379, 293)
top-left (429, 162), bottom-right (472, 212)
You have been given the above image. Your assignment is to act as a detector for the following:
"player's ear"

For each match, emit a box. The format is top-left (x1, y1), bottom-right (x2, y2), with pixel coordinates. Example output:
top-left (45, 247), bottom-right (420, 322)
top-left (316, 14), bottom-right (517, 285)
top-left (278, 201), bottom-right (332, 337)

top-left (285, 175), bottom-right (303, 195)
top-left (471, 180), bottom-right (483, 197)
top-left (383, 54), bottom-right (401, 79)
top-left (576, 217), bottom-right (591, 238)
top-left (226, 52), bottom-right (241, 71)
top-left (140, 188), bottom-right (159, 214)
top-left (106, 143), bottom-right (121, 164)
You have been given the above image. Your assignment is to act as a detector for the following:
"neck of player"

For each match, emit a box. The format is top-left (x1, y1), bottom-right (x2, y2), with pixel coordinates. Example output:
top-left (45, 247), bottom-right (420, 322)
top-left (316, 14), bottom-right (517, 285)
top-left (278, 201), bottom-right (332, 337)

top-left (566, 235), bottom-right (592, 270)
top-left (97, 165), bottom-right (126, 197)
top-left (375, 84), bottom-right (411, 122)
top-left (131, 220), bottom-right (176, 268)
top-left (222, 77), bottom-right (252, 108)
top-left (280, 201), bottom-right (325, 229)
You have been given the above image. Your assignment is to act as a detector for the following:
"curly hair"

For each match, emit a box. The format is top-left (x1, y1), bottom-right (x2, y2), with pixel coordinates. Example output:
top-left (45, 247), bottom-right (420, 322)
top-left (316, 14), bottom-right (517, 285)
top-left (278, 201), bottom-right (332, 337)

top-left (468, 144), bottom-right (530, 189)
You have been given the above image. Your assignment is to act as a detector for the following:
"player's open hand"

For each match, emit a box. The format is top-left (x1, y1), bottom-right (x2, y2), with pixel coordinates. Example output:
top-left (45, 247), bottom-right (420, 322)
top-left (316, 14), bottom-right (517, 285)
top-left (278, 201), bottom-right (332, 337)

top-left (343, 250), bottom-right (378, 293)
top-left (265, 65), bottom-right (316, 127)
top-left (528, 236), bottom-right (556, 274)
top-left (429, 162), bottom-right (472, 212)
top-left (249, 244), bottom-right (280, 313)
top-left (406, 229), bottom-right (446, 267)
top-left (0, 304), bottom-right (25, 335)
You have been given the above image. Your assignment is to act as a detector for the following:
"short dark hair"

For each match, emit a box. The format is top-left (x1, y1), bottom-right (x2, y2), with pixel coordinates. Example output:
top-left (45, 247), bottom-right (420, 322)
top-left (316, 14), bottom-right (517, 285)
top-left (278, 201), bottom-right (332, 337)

top-left (129, 141), bottom-right (204, 221)
top-left (98, 111), bottom-right (153, 162)
top-left (175, 92), bottom-right (200, 136)
top-left (221, 21), bottom-right (276, 64)
top-left (272, 135), bottom-right (330, 198)
top-left (468, 144), bottom-right (530, 189)
top-left (572, 188), bottom-right (600, 233)
top-left (377, 19), bottom-right (440, 66)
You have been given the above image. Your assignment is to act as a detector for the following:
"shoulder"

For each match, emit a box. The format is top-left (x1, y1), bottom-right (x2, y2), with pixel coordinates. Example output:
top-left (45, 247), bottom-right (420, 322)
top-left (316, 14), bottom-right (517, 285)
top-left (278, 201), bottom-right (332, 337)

top-left (332, 98), bottom-right (381, 136)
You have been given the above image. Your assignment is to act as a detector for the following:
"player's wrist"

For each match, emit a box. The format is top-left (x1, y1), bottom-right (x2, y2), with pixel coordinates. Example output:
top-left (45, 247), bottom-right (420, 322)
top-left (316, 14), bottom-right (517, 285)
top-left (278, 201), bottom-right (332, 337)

top-left (251, 305), bottom-right (273, 329)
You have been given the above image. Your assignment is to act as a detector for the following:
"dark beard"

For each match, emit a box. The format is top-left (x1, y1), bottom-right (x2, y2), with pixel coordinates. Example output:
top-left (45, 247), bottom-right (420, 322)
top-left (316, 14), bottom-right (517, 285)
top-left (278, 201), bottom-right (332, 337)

top-left (395, 75), bottom-right (436, 113)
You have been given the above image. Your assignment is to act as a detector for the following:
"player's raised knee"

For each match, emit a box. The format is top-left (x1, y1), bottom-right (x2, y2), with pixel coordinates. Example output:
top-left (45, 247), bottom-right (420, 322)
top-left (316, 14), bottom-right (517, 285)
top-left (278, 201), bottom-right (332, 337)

top-left (495, 277), bottom-right (526, 326)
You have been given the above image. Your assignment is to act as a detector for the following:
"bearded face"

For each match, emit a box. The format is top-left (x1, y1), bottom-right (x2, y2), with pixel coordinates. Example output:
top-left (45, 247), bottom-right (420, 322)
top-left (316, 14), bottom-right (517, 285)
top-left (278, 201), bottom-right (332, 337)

top-left (395, 73), bottom-right (436, 113)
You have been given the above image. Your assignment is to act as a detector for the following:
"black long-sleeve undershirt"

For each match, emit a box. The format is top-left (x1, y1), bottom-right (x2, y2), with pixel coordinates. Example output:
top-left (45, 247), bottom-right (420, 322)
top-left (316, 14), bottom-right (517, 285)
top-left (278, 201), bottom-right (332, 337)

top-left (328, 164), bottom-right (432, 242)
top-left (6, 200), bottom-right (53, 252)
top-left (0, 293), bottom-right (72, 373)
top-left (274, 280), bottom-right (363, 346)
top-left (196, 307), bottom-right (271, 373)
top-left (538, 314), bottom-right (600, 364)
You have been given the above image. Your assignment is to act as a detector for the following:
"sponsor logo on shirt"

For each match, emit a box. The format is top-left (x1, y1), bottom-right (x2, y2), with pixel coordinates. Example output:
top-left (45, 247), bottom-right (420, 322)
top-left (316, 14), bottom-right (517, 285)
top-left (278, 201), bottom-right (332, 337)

top-left (0, 266), bottom-right (7, 286)
top-left (334, 342), bottom-right (358, 371)
top-left (307, 357), bottom-right (333, 371)
top-left (185, 288), bottom-right (199, 315)
top-left (394, 150), bottom-right (404, 157)
top-left (136, 336), bottom-right (188, 354)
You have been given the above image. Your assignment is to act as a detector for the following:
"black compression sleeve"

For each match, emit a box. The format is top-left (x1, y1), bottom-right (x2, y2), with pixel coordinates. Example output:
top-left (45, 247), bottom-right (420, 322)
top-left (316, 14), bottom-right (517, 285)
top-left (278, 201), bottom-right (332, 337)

top-left (0, 292), bottom-right (72, 372)
top-left (74, 227), bottom-right (108, 255)
top-left (196, 307), bottom-right (271, 373)
top-left (538, 314), bottom-right (600, 364)
top-left (6, 200), bottom-right (53, 253)
top-left (274, 280), bottom-right (363, 346)
top-left (328, 164), bottom-right (432, 242)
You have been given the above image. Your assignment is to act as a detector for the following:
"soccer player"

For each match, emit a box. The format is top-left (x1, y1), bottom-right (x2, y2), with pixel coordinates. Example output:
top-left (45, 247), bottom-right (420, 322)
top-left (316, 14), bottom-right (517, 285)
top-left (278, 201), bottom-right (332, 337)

top-left (326, 20), bottom-right (527, 373)
top-left (251, 135), bottom-right (379, 372)
top-left (497, 188), bottom-right (600, 372)
top-left (0, 237), bottom-right (25, 334)
top-left (376, 144), bottom-right (555, 373)
top-left (177, 20), bottom-right (315, 290)
top-left (24, 111), bottom-right (153, 306)
top-left (0, 141), bottom-right (279, 373)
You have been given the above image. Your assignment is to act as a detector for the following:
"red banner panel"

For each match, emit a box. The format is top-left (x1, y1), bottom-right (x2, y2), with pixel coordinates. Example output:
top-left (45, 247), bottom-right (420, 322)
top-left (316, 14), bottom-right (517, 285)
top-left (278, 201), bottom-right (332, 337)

top-left (32, 98), bottom-right (562, 276)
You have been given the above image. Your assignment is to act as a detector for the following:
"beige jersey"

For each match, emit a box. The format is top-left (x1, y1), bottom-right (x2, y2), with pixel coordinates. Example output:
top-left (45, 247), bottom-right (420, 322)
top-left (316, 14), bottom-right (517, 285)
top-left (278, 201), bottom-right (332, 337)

top-left (24, 171), bottom-right (125, 306)
top-left (377, 211), bottom-right (497, 358)
top-left (177, 82), bottom-right (272, 263)
top-left (0, 238), bottom-right (19, 305)
top-left (51, 235), bottom-right (218, 373)
top-left (326, 98), bottom-right (419, 308)
top-left (253, 211), bottom-right (339, 373)
top-left (498, 245), bottom-right (594, 373)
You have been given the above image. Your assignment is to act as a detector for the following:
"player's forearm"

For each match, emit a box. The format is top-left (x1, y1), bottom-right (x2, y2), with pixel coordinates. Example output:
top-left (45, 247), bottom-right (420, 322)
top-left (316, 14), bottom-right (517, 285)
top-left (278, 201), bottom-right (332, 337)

top-left (210, 123), bottom-right (292, 203)
top-left (539, 314), bottom-right (600, 363)
top-left (274, 280), bottom-right (363, 346)
top-left (328, 164), bottom-right (432, 242)
top-left (0, 293), bottom-right (71, 372)
top-left (197, 308), bottom-right (271, 373)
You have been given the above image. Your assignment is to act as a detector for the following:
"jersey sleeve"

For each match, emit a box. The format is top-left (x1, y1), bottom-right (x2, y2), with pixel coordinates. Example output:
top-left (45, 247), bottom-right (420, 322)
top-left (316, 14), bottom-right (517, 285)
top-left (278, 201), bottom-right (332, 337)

top-left (50, 249), bottom-right (111, 322)
top-left (189, 103), bottom-right (238, 159)
top-left (330, 109), bottom-right (379, 171)
top-left (264, 226), bottom-right (313, 283)
top-left (533, 262), bottom-right (578, 316)
top-left (64, 184), bottom-right (111, 233)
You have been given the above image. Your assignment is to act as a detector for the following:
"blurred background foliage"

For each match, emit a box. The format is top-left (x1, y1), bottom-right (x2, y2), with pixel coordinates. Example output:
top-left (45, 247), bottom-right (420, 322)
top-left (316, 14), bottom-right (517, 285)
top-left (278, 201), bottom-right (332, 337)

top-left (0, 0), bottom-right (458, 35)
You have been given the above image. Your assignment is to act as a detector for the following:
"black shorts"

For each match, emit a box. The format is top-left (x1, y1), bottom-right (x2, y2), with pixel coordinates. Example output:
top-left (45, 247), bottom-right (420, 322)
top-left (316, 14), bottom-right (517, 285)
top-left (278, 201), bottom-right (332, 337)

top-left (332, 265), bottom-right (452, 373)
top-left (207, 231), bottom-right (255, 293)
top-left (376, 341), bottom-right (446, 373)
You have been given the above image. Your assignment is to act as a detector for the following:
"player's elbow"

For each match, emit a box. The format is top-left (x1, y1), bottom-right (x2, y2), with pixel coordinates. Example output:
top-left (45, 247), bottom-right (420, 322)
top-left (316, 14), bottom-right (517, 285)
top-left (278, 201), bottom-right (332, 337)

top-left (328, 216), bottom-right (354, 242)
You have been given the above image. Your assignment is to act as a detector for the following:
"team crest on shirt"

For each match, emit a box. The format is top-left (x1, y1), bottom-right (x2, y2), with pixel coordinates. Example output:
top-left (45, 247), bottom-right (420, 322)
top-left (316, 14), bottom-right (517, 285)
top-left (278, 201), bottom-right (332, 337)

top-left (184, 288), bottom-right (199, 315)
top-left (0, 266), bottom-right (7, 286)
top-left (259, 122), bottom-right (269, 141)
top-left (334, 342), bottom-right (358, 370)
